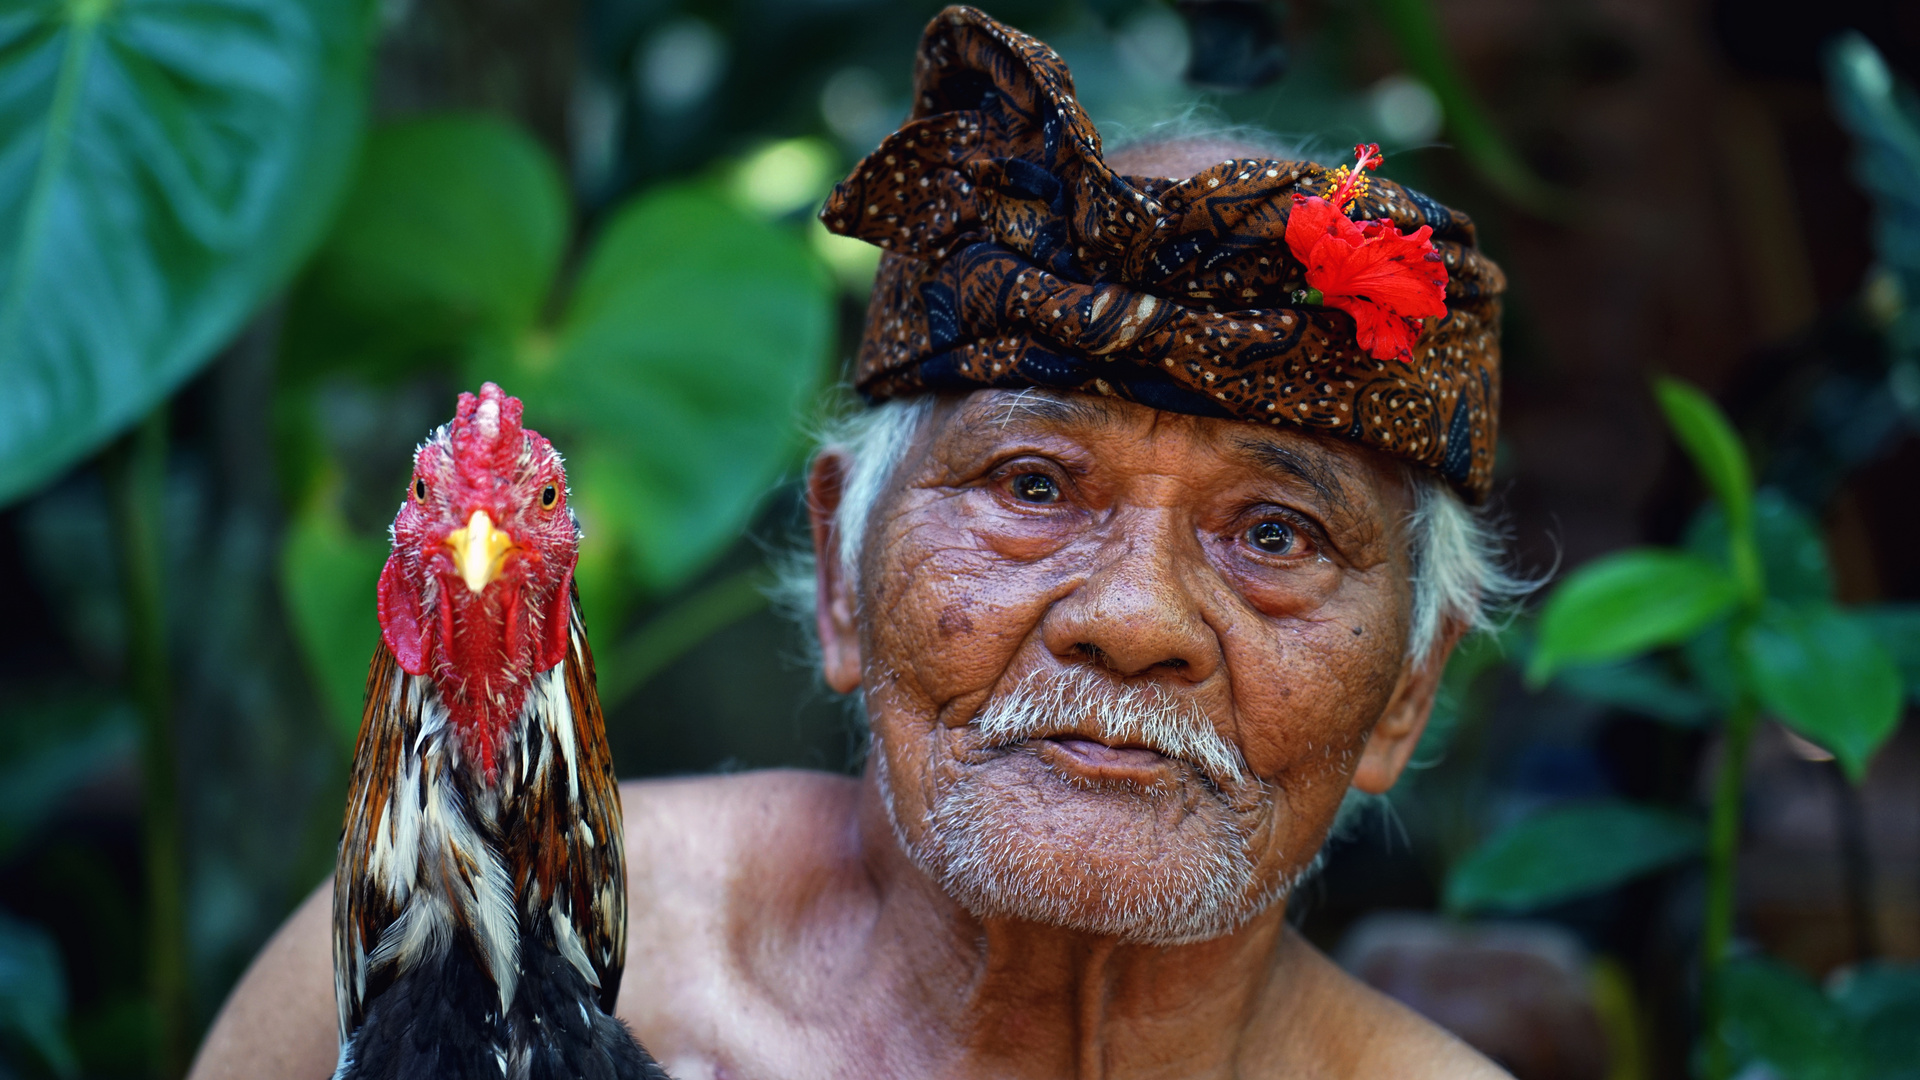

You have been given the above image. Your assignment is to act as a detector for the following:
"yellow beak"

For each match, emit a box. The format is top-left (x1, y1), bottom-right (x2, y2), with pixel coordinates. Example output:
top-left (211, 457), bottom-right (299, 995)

top-left (445, 510), bottom-right (515, 593)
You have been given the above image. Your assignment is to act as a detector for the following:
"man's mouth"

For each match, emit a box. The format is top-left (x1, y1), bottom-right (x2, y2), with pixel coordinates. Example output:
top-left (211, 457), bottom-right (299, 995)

top-left (1036, 734), bottom-right (1174, 779)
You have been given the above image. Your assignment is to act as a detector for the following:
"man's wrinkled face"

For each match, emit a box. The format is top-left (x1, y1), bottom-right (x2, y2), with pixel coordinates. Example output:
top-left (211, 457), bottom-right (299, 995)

top-left (816, 390), bottom-right (1445, 944)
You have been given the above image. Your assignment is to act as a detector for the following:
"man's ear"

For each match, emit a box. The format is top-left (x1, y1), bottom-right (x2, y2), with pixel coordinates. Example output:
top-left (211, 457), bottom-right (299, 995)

top-left (1351, 621), bottom-right (1468, 794)
top-left (808, 450), bottom-right (863, 694)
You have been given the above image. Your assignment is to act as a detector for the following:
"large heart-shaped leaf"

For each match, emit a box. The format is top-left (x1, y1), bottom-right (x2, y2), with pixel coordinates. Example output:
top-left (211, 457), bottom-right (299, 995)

top-left (521, 184), bottom-right (832, 593)
top-left (1742, 602), bottom-right (1903, 783)
top-left (278, 132), bottom-right (833, 711)
top-left (1528, 548), bottom-right (1741, 684)
top-left (0, 0), bottom-right (371, 508)
top-left (282, 114), bottom-right (567, 383)
top-left (1444, 799), bottom-right (1703, 914)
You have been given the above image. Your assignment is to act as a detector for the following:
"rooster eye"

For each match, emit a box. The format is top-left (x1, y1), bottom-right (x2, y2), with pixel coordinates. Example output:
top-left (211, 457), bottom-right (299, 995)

top-left (412, 478), bottom-right (428, 503)
top-left (540, 484), bottom-right (559, 509)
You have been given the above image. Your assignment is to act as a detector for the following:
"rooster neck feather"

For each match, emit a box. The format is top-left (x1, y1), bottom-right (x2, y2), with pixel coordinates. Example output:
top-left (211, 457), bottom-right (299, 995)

top-left (334, 596), bottom-right (642, 1078)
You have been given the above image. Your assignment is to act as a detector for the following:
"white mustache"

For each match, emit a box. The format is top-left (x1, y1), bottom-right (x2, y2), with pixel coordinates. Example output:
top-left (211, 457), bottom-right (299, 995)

top-left (971, 667), bottom-right (1250, 788)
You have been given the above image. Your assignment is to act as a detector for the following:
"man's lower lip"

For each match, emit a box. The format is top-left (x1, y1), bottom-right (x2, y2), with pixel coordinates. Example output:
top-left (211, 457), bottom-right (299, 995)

top-left (1038, 735), bottom-right (1171, 773)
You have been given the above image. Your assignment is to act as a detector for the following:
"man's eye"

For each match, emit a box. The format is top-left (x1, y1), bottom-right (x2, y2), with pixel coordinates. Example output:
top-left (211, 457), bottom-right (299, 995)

top-left (1009, 473), bottom-right (1061, 503)
top-left (1247, 521), bottom-right (1296, 554)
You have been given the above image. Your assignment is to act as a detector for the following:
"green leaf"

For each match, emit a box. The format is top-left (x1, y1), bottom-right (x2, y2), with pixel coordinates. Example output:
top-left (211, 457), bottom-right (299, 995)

top-left (1856, 604), bottom-right (1920, 704)
top-left (1551, 657), bottom-right (1716, 727)
top-left (1653, 377), bottom-right (1760, 598)
top-left (1683, 616), bottom-right (1744, 713)
top-left (1444, 800), bottom-right (1703, 914)
top-left (0, 691), bottom-right (138, 857)
top-left (281, 496), bottom-right (387, 746)
top-left (0, 910), bottom-right (76, 1076)
top-left (1742, 603), bottom-right (1903, 783)
top-left (1721, 956), bottom-right (1863, 1080)
top-left (1528, 548), bottom-right (1740, 684)
top-left (285, 114), bottom-right (569, 382)
top-left (0, 0), bottom-right (372, 508)
top-left (524, 184), bottom-right (833, 594)
top-left (1686, 488), bottom-right (1834, 604)
top-left (1830, 962), bottom-right (1920, 1080)
top-left (1654, 378), bottom-right (1755, 532)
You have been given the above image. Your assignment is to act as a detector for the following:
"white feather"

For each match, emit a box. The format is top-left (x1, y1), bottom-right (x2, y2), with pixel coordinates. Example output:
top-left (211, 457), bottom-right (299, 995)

top-left (549, 896), bottom-right (600, 989)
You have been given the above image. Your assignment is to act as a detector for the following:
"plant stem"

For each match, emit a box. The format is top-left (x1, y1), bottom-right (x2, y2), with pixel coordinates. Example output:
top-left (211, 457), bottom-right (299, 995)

top-left (106, 409), bottom-right (188, 1078)
top-left (1701, 694), bottom-right (1757, 1080)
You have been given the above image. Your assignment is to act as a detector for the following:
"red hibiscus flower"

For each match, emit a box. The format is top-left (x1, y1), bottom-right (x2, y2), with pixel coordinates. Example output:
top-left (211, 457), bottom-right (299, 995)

top-left (1284, 144), bottom-right (1449, 363)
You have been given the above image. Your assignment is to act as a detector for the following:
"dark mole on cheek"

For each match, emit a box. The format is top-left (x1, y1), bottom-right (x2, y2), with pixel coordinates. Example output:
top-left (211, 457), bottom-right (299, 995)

top-left (937, 601), bottom-right (975, 638)
top-left (1351, 625), bottom-right (1364, 636)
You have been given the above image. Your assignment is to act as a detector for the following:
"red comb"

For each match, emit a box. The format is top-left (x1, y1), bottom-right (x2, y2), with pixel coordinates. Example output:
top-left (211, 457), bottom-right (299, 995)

top-left (448, 383), bottom-right (527, 484)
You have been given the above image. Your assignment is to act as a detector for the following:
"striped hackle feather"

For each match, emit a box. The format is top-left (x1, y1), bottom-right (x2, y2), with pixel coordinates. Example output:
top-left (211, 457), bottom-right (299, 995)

top-left (333, 596), bottom-right (665, 1079)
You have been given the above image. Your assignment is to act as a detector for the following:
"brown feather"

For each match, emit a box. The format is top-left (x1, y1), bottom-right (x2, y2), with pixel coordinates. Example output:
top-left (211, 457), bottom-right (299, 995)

top-left (333, 644), bottom-right (406, 1042)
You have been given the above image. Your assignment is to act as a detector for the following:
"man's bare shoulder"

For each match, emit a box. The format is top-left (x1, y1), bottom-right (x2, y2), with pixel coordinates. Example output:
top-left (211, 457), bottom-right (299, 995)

top-left (1255, 930), bottom-right (1514, 1080)
top-left (616, 769), bottom-right (869, 1067)
top-left (620, 769), bottom-right (861, 886)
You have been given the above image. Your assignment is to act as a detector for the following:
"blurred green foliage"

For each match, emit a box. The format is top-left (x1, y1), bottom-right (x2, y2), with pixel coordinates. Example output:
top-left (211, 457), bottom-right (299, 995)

top-left (1443, 367), bottom-right (1912, 1068)
top-left (1721, 957), bottom-right (1920, 1080)
top-left (1444, 800), bottom-right (1703, 916)
top-left (1526, 380), bottom-right (1906, 777)
top-left (1829, 33), bottom-right (1920, 366)
top-left (1450, 363), bottom-right (1916, 1077)
top-left (0, 0), bottom-right (372, 507)
top-left (0, 910), bottom-right (77, 1077)
top-left (278, 113), bottom-right (835, 739)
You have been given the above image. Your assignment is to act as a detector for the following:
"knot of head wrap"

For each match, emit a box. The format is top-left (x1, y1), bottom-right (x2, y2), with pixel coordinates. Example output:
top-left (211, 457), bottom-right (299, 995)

top-left (822, 4), bottom-right (1507, 502)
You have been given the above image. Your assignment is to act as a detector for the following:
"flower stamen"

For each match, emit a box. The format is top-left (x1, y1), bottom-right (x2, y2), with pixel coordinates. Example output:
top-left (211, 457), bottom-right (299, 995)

top-left (1323, 143), bottom-right (1384, 212)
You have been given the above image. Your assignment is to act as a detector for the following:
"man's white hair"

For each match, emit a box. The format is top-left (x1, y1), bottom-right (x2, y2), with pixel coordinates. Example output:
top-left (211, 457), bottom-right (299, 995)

top-left (787, 396), bottom-right (1524, 671)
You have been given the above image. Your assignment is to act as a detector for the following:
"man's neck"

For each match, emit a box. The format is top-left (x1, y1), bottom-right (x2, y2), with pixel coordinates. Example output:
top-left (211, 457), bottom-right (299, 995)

top-left (852, 769), bottom-right (1298, 1080)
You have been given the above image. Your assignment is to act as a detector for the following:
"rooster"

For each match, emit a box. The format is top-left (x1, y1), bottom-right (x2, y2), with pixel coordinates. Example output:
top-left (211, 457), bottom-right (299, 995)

top-left (332, 384), bottom-right (667, 1080)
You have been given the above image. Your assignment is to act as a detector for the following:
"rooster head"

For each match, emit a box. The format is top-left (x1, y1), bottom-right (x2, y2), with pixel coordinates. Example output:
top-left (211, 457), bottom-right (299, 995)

top-left (376, 383), bottom-right (578, 777)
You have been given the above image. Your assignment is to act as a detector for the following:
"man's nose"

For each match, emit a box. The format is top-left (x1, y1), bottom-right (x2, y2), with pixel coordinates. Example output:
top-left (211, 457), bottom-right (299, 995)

top-left (1039, 508), bottom-right (1220, 683)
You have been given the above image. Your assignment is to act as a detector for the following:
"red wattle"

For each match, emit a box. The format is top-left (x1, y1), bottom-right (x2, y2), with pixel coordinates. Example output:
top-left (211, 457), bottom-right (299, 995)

top-left (537, 567), bottom-right (574, 674)
top-left (377, 556), bottom-right (429, 676)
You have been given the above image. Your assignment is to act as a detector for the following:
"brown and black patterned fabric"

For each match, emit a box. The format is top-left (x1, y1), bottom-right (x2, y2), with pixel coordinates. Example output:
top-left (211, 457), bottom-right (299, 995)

top-left (822, 5), bottom-right (1507, 502)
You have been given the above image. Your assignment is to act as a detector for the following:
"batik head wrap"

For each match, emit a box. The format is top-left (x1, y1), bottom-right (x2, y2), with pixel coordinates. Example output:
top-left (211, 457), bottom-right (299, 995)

top-left (821, 6), bottom-right (1507, 502)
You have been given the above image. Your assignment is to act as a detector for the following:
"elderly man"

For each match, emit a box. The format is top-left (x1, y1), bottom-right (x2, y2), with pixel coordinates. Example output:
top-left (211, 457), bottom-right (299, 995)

top-left (193, 7), bottom-right (1518, 1078)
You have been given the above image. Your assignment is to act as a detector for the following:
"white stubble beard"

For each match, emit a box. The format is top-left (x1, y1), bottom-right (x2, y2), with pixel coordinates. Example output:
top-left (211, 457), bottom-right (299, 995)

top-left (875, 668), bottom-right (1304, 946)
